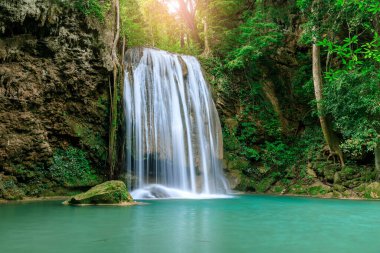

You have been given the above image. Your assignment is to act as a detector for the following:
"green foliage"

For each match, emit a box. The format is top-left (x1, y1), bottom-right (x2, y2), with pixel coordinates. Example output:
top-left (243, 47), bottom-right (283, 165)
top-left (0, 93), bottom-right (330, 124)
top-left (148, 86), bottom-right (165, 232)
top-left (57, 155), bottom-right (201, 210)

top-left (74, 0), bottom-right (110, 21)
top-left (303, 0), bottom-right (380, 163)
top-left (119, 0), bottom-right (201, 54)
top-left (0, 175), bottom-right (24, 200)
top-left (226, 9), bottom-right (283, 70)
top-left (261, 141), bottom-right (297, 169)
top-left (341, 0), bottom-right (380, 14)
top-left (48, 147), bottom-right (101, 187)
top-left (296, 0), bottom-right (380, 168)
top-left (120, 0), bottom-right (146, 47)
top-left (323, 66), bottom-right (380, 159)
top-left (200, 56), bottom-right (234, 98)
top-left (65, 117), bottom-right (107, 162)
top-left (308, 185), bottom-right (327, 195)
top-left (319, 34), bottom-right (380, 70)
top-left (97, 93), bottom-right (109, 112)
top-left (297, 0), bottom-right (377, 44)
top-left (232, 102), bottom-right (282, 161)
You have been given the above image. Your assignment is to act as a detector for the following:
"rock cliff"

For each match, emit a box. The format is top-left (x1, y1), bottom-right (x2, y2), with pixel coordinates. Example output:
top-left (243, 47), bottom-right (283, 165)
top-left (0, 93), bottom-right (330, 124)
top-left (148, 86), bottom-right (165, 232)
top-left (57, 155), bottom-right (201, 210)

top-left (0, 0), bottom-right (113, 199)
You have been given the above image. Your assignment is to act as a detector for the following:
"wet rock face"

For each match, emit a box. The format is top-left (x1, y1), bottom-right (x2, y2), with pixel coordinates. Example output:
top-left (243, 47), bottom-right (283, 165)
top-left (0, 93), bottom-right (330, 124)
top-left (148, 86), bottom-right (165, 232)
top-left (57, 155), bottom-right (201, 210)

top-left (0, 0), bottom-right (112, 198)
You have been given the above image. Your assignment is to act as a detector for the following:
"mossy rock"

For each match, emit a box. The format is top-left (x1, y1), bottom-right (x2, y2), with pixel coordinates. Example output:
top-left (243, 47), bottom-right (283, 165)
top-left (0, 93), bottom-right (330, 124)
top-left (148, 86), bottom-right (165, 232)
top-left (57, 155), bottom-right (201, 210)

top-left (322, 165), bottom-right (337, 183)
top-left (341, 178), bottom-right (362, 189)
top-left (308, 186), bottom-right (327, 196)
top-left (306, 181), bottom-right (332, 196)
top-left (333, 172), bottom-right (341, 184)
top-left (342, 189), bottom-right (359, 199)
top-left (288, 184), bottom-right (307, 194)
top-left (339, 166), bottom-right (359, 179)
top-left (236, 177), bottom-right (256, 192)
top-left (269, 182), bottom-right (286, 194)
top-left (64, 180), bottom-right (133, 205)
top-left (306, 168), bottom-right (317, 178)
top-left (332, 191), bottom-right (343, 198)
top-left (224, 170), bottom-right (242, 190)
top-left (333, 184), bottom-right (346, 192)
top-left (0, 174), bottom-right (24, 200)
top-left (363, 182), bottom-right (380, 199)
top-left (254, 177), bottom-right (276, 193)
top-left (226, 157), bottom-right (250, 171)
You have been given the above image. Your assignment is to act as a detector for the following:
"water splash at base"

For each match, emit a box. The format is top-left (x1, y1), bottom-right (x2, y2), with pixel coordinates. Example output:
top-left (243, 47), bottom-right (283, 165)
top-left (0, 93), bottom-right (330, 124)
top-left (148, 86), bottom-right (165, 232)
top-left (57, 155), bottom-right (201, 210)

top-left (131, 184), bottom-right (231, 199)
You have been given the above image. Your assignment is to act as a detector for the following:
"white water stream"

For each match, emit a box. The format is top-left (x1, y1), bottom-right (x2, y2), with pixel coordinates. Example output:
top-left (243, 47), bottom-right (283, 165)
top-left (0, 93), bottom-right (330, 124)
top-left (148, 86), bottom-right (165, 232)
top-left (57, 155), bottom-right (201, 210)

top-left (124, 48), bottom-right (229, 199)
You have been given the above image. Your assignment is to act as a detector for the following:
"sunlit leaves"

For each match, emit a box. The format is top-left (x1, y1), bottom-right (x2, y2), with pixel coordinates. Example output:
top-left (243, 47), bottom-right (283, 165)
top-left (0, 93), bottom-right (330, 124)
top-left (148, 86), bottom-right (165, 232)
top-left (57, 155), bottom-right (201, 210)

top-left (120, 0), bottom-right (146, 47)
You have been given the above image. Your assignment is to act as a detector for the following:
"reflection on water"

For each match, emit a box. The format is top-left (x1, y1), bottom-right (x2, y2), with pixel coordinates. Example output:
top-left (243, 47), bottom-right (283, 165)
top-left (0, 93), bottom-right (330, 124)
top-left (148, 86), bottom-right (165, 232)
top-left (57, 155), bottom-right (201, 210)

top-left (1, 195), bottom-right (380, 253)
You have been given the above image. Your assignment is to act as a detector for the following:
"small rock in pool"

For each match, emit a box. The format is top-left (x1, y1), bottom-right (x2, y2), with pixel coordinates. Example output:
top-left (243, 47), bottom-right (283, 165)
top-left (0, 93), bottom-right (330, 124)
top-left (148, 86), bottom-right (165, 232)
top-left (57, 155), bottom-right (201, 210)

top-left (64, 180), bottom-right (134, 205)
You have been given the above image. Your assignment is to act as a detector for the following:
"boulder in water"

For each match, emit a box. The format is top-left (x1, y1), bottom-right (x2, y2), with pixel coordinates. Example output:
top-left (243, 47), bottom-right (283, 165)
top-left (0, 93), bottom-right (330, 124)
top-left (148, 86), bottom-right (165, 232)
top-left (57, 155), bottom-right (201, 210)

top-left (64, 181), bottom-right (134, 205)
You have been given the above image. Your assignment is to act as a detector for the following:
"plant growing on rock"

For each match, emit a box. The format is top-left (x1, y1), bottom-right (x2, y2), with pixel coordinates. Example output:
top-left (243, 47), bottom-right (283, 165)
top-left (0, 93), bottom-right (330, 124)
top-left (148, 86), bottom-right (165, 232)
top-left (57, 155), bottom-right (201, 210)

top-left (48, 147), bottom-right (101, 188)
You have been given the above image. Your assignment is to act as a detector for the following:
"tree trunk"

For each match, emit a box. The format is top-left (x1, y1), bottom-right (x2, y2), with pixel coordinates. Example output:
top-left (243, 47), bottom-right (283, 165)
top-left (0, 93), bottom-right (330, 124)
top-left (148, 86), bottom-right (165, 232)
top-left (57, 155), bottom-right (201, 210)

top-left (108, 0), bottom-right (121, 179)
top-left (180, 28), bottom-right (185, 48)
top-left (312, 43), bottom-right (344, 166)
top-left (186, 33), bottom-right (191, 48)
top-left (201, 17), bottom-right (211, 56)
top-left (375, 144), bottom-right (380, 180)
top-left (178, 0), bottom-right (201, 45)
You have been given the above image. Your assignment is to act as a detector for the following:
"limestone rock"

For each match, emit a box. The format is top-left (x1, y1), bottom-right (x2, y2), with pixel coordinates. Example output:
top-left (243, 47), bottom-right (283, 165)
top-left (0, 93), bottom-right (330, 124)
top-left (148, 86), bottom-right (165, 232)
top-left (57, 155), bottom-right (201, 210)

top-left (307, 180), bottom-right (332, 196)
top-left (310, 180), bottom-right (331, 191)
top-left (0, 0), bottom-right (113, 198)
top-left (306, 168), bottom-right (317, 178)
top-left (65, 181), bottom-right (134, 205)
top-left (364, 182), bottom-right (380, 199)
top-left (224, 170), bottom-right (241, 190)
top-left (333, 172), bottom-right (341, 184)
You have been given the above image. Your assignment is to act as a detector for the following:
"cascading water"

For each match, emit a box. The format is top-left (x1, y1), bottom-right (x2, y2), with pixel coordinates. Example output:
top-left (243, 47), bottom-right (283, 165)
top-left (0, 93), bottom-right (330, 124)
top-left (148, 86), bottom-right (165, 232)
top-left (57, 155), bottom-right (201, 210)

top-left (123, 48), bottom-right (229, 199)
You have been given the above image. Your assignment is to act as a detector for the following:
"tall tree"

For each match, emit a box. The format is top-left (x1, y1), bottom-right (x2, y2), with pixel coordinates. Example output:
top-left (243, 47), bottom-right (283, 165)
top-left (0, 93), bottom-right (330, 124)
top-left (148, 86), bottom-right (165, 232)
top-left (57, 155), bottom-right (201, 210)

top-left (298, 0), bottom-right (345, 165)
top-left (108, 0), bottom-right (121, 179)
top-left (178, 0), bottom-right (201, 45)
top-left (312, 39), bottom-right (344, 165)
top-left (201, 16), bottom-right (211, 56)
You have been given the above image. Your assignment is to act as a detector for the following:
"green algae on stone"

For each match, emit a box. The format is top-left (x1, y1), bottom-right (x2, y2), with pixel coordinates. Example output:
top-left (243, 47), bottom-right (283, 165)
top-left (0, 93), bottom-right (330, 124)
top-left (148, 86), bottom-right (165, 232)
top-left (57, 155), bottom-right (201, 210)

top-left (64, 180), bottom-right (133, 205)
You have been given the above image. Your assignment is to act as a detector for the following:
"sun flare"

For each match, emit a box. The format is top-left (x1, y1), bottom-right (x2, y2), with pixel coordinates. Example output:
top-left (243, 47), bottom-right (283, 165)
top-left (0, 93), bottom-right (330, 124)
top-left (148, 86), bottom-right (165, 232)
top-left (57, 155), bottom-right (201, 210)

top-left (162, 0), bottom-right (180, 14)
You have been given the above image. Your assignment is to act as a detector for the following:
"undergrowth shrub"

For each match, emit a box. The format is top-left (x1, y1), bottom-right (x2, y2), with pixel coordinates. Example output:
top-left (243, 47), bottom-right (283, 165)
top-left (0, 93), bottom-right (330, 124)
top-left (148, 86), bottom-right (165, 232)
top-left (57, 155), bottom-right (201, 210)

top-left (48, 147), bottom-right (101, 187)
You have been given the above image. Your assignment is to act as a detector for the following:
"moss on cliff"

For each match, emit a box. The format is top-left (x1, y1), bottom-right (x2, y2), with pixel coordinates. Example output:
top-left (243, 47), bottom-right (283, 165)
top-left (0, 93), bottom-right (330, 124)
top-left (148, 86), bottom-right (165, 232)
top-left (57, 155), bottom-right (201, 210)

top-left (0, 174), bottom-right (24, 200)
top-left (48, 147), bottom-right (102, 188)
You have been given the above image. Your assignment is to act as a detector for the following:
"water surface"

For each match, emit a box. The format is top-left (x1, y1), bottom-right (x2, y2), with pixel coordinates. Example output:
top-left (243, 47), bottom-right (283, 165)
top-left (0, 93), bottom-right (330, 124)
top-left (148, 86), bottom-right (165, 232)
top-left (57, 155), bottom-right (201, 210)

top-left (1, 195), bottom-right (380, 253)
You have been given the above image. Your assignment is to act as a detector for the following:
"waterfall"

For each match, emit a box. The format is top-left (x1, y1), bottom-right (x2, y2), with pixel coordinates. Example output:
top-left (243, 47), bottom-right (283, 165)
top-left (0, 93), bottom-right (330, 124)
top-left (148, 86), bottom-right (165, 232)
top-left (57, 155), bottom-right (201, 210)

top-left (123, 48), bottom-right (229, 199)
